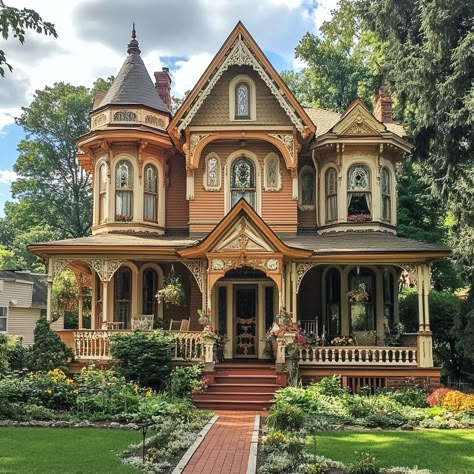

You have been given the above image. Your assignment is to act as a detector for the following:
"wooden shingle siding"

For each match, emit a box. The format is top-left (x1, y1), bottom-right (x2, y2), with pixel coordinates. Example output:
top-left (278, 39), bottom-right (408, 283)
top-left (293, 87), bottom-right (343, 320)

top-left (166, 154), bottom-right (189, 232)
top-left (190, 141), bottom-right (297, 234)
top-left (191, 66), bottom-right (292, 126)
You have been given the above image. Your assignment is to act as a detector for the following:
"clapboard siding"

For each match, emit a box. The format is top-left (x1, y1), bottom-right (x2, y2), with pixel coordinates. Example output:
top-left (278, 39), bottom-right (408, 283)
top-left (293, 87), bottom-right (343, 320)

top-left (190, 141), bottom-right (297, 234)
top-left (0, 280), bottom-right (32, 307)
top-left (166, 154), bottom-right (189, 232)
top-left (298, 209), bottom-right (317, 231)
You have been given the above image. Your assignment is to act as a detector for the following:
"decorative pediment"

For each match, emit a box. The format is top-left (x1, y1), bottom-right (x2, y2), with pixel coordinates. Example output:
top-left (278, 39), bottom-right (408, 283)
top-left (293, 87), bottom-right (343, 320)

top-left (213, 217), bottom-right (274, 254)
top-left (168, 22), bottom-right (315, 139)
top-left (332, 101), bottom-right (386, 136)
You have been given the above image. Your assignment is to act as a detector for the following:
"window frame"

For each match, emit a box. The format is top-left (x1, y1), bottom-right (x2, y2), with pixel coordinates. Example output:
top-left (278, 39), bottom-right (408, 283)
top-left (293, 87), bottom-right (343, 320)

top-left (298, 165), bottom-right (316, 211)
top-left (114, 266), bottom-right (132, 330)
top-left (143, 163), bottom-right (158, 222)
top-left (263, 153), bottom-right (281, 191)
top-left (347, 164), bottom-right (372, 220)
top-left (230, 155), bottom-right (257, 210)
top-left (0, 306), bottom-right (7, 333)
top-left (235, 82), bottom-right (251, 120)
top-left (114, 159), bottom-right (134, 221)
top-left (228, 75), bottom-right (256, 122)
top-left (381, 167), bottom-right (392, 222)
top-left (203, 153), bottom-right (222, 191)
top-left (325, 167), bottom-right (338, 222)
top-left (98, 162), bottom-right (107, 224)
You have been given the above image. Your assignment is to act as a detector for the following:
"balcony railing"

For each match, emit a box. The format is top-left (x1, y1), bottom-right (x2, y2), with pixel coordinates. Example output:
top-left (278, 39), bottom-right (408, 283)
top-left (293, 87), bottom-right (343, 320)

top-left (298, 346), bottom-right (417, 366)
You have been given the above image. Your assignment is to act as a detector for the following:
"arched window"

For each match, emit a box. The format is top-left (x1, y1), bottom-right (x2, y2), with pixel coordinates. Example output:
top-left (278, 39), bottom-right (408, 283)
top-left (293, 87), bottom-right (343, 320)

top-left (98, 163), bottom-right (107, 224)
top-left (143, 164), bottom-right (158, 222)
top-left (347, 165), bottom-right (371, 221)
top-left (381, 167), bottom-right (391, 222)
top-left (326, 168), bottom-right (338, 222)
top-left (231, 156), bottom-right (256, 209)
top-left (235, 82), bottom-right (250, 119)
top-left (299, 166), bottom-right (315, 209)
top-left (326, 268), bottom-right (341, 337)
top-left (264, 153), bottom-right (280, 191)
top-left (114, 267), bottom-right (132, 329)
top-left (115, 160), bottom-right (133, 221)
top-left (142, 268), bottom-right (159, 317)
top-left (349, 267), bottom-right (376, 333)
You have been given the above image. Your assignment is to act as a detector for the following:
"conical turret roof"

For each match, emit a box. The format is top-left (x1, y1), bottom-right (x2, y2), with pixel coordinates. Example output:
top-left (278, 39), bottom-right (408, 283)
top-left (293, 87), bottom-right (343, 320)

top-left (95, 25), bottom-right (168, 113)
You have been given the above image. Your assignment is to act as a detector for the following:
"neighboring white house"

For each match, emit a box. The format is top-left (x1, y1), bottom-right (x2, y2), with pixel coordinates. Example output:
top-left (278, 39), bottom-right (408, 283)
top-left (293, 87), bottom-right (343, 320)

top-left (0, 271), bottom-right (63, 344)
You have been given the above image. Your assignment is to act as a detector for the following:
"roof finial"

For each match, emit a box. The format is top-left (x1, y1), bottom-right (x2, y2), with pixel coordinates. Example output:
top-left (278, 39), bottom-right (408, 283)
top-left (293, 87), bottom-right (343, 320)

top-left (127, 22), bottom-right (141, 55)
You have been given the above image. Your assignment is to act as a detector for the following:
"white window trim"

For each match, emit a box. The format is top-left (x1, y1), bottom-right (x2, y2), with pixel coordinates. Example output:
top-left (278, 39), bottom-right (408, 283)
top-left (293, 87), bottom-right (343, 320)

top-left (0, 306), bottom-right (8, 333)
top-left (381, 166), bottom-right (392, 223)
top-left (325, 167), bottom-right (338, 223)
top-left (203, 152), bottom-right (222, 191)
top-left (229, 74), bottom-right (256, 121)
top-left (113, 158), bottom-right (135, 222)
top-left (263, 152), bottom-right (281, 191)
top-left (298, 165), bottom-right (316, 211)
top-left (143, 158), bottom-right (166, 228)
top-left (224, 150), bottom-right (261, 215)
top-left (346, 163), bottom-right (372, 218)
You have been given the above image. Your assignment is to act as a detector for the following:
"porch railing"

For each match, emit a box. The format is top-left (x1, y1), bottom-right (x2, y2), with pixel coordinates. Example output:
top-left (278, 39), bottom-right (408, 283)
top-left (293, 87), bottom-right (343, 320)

top-left (298, 346), bottom-right (417, 366)
top-left (71, 330), bottom-right (204, 362)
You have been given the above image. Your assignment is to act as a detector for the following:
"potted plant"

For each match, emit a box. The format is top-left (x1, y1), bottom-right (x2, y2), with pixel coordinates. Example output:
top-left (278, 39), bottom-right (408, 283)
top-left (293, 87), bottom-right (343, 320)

top-left (347, 213), bottom-right (372, 223)
top-left (156, 274), bottom-right (185, 306)
top-left (197, 308), bottom-right (211, 326)
top-left (116, 213), bottom-right (132, 222)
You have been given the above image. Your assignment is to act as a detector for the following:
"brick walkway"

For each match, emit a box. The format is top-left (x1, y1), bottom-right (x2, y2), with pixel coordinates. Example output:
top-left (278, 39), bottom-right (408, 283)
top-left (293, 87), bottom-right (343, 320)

top-left (182, 411), bottom-right (260, 474)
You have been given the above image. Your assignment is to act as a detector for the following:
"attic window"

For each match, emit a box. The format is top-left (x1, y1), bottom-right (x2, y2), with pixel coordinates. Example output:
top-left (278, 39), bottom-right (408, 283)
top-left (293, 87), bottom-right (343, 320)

top-left (229, 75), bottom-right (256, 121)
top-left (235, 82), bottom-right (250, 119)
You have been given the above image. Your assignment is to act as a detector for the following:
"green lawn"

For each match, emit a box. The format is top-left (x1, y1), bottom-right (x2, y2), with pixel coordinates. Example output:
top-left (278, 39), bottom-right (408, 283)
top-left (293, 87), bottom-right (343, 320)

top-left (312, 430), bottom-right (474, 474)
top-left (0, 428), bottom-right (142, 473)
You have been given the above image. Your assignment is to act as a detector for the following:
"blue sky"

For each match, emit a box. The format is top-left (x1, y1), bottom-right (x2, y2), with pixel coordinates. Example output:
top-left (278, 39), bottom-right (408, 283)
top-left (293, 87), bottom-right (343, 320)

top-left (0, 0), bottom-right (335, 216)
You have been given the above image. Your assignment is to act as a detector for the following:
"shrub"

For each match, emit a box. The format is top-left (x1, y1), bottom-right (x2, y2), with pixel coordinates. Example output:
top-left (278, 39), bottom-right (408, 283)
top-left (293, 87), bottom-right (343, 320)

top-left (267, 402), bottom-right (304, 430)
top-left (348, 451), bottom-right (379, 474)
top-left (110, 330), bottom-right (175, 389)
top-left (168, 364), bottom-right (204, 399)
top-left (443, 390), bottom-right (474, 413)
top-left (6, 337), bottom-right (29, 372)
top-left (426, 388), bottom-right (453, 407)
top-left (346, 396), bottom-right (373, 418)
top-left (383, 387), bottom-right (428, 408)
top-left (316, 375), bottom-right (346, 397)
top-left (27, 369), bottom-right (76, 410)
top-left (28, 317), bottom-right (74, 372)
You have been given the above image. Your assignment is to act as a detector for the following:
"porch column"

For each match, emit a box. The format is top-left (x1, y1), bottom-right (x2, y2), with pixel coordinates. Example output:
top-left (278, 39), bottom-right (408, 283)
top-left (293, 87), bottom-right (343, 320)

top-left (91, 273), bottom-right (97, 330)
top-left (375, 268), bottom-right (385, 345)
top-left (291, 262), bottom-right (297, 321)
top-left (416, 263), bottom-right (433, 368)
top-left (102, 281), bottom-right (109, 328)
top-left (78, 285), bottom-right (84, 330)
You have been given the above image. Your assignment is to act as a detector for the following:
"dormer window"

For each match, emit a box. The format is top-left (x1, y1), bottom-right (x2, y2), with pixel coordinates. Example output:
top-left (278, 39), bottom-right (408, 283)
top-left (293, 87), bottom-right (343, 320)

top-left (347, 165), bottom-right (371, 221)
top-left (381, 167), bottom-right (391, 222)
top-left (235, 82), bottom-right (250, 119)
top-left (143, 164), bottom-right (158, 222)
top-left (115, 160), bottom-right (133, 221)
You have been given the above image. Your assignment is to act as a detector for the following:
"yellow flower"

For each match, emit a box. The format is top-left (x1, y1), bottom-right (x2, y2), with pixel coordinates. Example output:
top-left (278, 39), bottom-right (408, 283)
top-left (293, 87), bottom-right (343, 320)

top-left (47, 389), bottom-right (52, 395)
top-left (133, 384), bottom-right (139, 394)
top-left (145, 389), bottom-right (153, 398)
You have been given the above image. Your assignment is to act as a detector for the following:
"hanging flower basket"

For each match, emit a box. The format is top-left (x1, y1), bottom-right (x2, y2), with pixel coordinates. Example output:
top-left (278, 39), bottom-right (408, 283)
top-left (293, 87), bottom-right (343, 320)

top-left (156, 274), bottom-right (185, 306)
top-left (197, 308), bottom-right (211, 326)
top-left (347, 282), bottom-right (369, 304)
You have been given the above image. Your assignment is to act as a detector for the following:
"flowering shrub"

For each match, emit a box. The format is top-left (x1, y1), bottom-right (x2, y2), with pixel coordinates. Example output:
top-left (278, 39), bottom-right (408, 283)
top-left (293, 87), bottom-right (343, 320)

top-left (443, 390), bottom-right (474, 413)
top-left (426, 388), bottom-right (453, 407)
top-left (27, 369), bottom-right (76, 410)
top-left (347, 214), bottom-right (372, 223)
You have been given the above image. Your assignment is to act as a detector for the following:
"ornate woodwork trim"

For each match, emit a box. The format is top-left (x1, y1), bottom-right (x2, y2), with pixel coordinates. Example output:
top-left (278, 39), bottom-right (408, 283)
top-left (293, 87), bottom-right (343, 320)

top-left (189, 134), bottom-right (210, 164)
top-left (182, 260), bottom-right (205, 293)
top-left (177, 37), bottom-right (305, 133)
top-left (84, 258), bottom-right (125, 282)
top-left (269, 133), bottom-right (295, 165)
top-left (296, 262), bottom-right (320, 292)
top-left (51, 258), bottom-right (73, 280)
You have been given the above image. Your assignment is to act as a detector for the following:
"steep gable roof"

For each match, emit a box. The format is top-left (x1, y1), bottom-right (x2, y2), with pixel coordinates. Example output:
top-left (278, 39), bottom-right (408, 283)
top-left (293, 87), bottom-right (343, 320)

top-left (95, 27), bottom-right (168, 113)
top-left (168, 22), bottom-right (315, 137)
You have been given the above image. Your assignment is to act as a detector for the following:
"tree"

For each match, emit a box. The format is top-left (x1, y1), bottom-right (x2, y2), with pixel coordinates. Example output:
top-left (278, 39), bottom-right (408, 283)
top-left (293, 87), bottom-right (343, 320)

top-left (0, 1), bottom-right (57, 76)
top-left (360, 0), bottom-right (474, 283)
top-left (28, 317), bottom-right (74, 372)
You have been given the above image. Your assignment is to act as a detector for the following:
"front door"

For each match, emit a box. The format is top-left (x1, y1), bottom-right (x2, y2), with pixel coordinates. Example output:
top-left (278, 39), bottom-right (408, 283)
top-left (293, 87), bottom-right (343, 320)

top-left (234, 285), bottom-right (258, 358)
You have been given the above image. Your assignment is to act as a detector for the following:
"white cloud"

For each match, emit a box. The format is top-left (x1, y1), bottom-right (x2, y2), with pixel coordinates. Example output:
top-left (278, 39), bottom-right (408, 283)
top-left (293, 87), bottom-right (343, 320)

top-left (0, 170), bottom-right (18, 185)
top-left (172, 53), bottom-right (214, 96)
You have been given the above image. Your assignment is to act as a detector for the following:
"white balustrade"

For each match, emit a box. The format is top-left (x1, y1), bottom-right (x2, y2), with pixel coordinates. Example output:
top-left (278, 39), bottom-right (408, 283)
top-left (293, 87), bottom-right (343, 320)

top-left (298, 346), bottom-right (417, 366)
top-left (73, 330), bottom-right (205, 362)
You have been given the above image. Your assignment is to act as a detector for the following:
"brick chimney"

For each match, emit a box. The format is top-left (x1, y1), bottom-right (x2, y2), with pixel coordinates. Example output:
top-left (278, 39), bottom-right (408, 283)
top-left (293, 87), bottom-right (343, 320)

top-left (93, 90), bottom-right (107, 109)
top-left (154, 67), bottom-right (172, 112)
top-left (372, 87), bottom-right (393, 123)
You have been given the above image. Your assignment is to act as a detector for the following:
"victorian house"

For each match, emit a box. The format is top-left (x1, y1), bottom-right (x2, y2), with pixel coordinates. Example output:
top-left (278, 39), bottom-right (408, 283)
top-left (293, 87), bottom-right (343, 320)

top-left (31, 23), bottom-right (448, 404)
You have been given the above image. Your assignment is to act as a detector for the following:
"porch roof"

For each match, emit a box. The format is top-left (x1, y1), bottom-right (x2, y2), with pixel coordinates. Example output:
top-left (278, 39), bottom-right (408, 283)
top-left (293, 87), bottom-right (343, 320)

top-left (280, 232), bottom-right (450, 256)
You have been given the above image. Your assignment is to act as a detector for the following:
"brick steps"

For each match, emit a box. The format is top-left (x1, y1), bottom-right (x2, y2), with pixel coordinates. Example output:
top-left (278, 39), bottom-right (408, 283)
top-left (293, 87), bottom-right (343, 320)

top-left (193, 362), bottom-right (284, 410)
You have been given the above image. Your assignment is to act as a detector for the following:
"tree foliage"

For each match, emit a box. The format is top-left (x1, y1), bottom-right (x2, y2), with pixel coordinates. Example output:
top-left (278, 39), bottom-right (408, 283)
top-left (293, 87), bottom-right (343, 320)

top-left (0, 1), bottom-right (57, 76)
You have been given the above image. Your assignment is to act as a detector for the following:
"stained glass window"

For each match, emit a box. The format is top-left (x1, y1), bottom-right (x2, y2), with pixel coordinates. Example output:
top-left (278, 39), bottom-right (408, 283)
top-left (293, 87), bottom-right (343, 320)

top-left (115, 160), bottom-right (133, 221)
top-left (143, 164), bottom-right (158, 221)
top-left (347, 165), bottom-right (371, 219)
top-left (326, 168), bottom-right (338, 222)
top-left (231, 157), bottom-right (256, 208)
top-left (235, 82), bottom-right (250, 119)
top-left (206, 156), bottom-right (219, 188)
top-left (381, 167), bottom-right (391, 222)
top-left (266, 155), bottom-right (278, 189)
top-left (300, 168), bottom-right (315, 207)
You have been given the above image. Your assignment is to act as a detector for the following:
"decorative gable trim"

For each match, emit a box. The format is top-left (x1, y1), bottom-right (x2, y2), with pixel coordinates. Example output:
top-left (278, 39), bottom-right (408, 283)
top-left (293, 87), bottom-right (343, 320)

top-left (332, 101), bottom-right (386, 136)
top-left (177, 35), bottom-right (305, 133)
